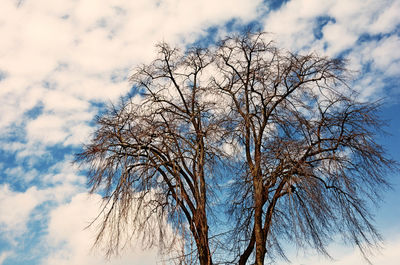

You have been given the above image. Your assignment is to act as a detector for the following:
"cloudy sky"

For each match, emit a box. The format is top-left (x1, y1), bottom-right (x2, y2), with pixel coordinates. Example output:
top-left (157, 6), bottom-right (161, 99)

top-left (0, 0), bottom-right (399, 264)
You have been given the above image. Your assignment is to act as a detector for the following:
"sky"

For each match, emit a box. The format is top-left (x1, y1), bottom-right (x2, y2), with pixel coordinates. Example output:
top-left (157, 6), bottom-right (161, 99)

top-left (0, 0), bottom-right (399, 264)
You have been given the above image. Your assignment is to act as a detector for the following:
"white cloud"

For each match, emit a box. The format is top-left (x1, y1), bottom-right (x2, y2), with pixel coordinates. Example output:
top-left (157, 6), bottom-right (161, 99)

top-left (0, 184), bottom-right (44, 234)
top-left (281, 232), bottom-right (400, 265)
top-left (4, 166), bottom-right (38, 183)
top-left (25, 110), bottom-right (94, 146)
top-left (42, 90), bottom-right (89, 113)
top-left (370, 35), bottom-right (400, 76)
top-left (263, 0), bottom-right (332, 51)
top-left (262, 0), bottom-right (399, 99)
top-left (0, 157), bottom-right (87, 242)
top-left (42, 193), bottom-right (160, 265)
top-left (0, 251), bottom-right (12, 265)
top-left (0, 182), bottom-right (80, 238)
top-left (26, 114), bottom-right (69, 144)
top-left (40, 158), bottom-right (86, 187)
top-left (322, 22), bottom-right (358, 55)
top-left (368, 0), bottom-right (400, 34)
top-left (0, 0), bottom-right (263, 152)
top-left (263, 0), bottom-right (397, 53)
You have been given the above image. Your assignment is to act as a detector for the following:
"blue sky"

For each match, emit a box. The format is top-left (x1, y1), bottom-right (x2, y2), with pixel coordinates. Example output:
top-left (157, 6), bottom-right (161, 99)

top-left (0, 0), bottom-right (399, 264)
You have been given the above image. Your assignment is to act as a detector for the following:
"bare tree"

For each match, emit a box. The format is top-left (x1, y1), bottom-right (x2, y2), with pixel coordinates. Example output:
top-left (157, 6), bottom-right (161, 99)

top-left (76, 43), bottom-right (230, 265)
top-left (213, 32), bottom-right (395, 265)
top-left (76, 31), bottom-right (396, 265)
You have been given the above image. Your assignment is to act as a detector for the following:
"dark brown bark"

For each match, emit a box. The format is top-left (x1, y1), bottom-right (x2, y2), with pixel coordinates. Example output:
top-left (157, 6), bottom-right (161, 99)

top-left (253, 177), bottom-right (266, 265)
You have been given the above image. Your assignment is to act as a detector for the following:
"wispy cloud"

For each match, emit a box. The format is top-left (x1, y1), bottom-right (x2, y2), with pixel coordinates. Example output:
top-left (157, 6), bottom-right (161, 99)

top-left (42, 193), bottom-right (160, 265)
top-left (282, 231), bottom-right (400, 265)
top-left (0, 251), bottom-right (12, 265)
top-left (262, 0), bottom-right (400, 99)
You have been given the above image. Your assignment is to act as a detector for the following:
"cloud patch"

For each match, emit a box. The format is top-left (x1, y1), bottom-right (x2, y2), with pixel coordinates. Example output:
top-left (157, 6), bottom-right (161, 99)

top-left (284, 232), bottom-right (400, 265)
top-left (0, 185), bottom-right (43, 235)
top-left (263, 0), bottom-right (400, 100)
top-left (42, 193), bottom-right (160, 265)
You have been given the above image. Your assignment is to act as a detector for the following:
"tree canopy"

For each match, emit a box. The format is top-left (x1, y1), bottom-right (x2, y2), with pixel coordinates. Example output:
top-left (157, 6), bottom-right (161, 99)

top-left (76, 31), bottom-right (396, 265)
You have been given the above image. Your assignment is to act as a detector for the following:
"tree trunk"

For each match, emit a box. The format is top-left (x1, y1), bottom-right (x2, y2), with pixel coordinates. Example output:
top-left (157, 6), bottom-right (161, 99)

top-left (194, 207), bottom-right (212, 265)
top-left (254, 178), bottom-right (266, 265)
